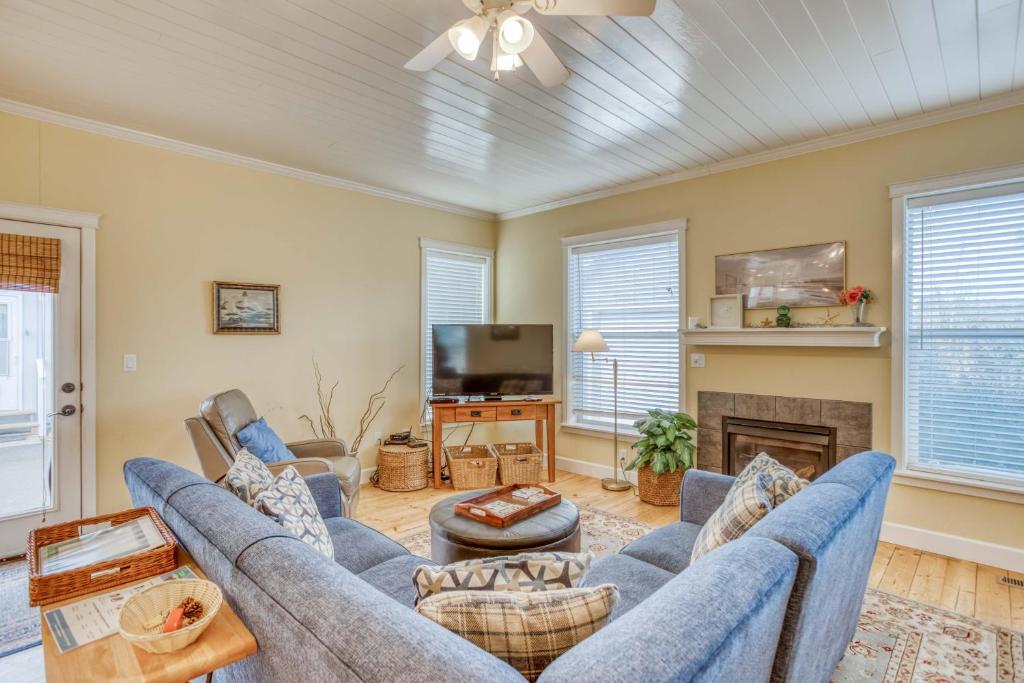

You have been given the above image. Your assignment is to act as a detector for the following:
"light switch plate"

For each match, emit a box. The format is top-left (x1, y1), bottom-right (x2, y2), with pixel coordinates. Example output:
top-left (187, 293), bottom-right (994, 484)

top-left (690, 353), bottom-right (706, 368)
top-left (123, 354), bottom-right (137, 372)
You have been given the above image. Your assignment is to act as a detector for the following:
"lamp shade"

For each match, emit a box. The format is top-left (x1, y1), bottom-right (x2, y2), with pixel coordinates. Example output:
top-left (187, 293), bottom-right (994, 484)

top-left (572, 329), bottom-right (609, 353)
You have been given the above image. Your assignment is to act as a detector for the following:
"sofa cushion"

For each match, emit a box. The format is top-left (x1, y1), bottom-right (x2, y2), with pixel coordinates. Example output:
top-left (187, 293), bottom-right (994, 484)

top-left (237, 417), bottom-right (295, 464)
top-left (221, 449), bottom-right (274, 505)
top-left (580, 553), bottom-right (674, 618)
top-left (417, 585), bottom-right (618, 682)
top-left (324, 517), bottom-right (410, 574)
top-left (735, 453), bottom-right (809, 506)
top-left (358, 554), bottom-right (435, 607)
top-left (619, 521), bottom-right (701, 574)
top-left (690, 470), bottom-right (773, 562)
top-left (413, 552), bottom-right (594, 604)
top-left (254, 466), bottom-right (334, 559)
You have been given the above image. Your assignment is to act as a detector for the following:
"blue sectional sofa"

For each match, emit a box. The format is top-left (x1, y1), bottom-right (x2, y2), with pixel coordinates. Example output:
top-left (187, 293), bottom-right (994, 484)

top-left (123, 450), bottom-right (893, 682)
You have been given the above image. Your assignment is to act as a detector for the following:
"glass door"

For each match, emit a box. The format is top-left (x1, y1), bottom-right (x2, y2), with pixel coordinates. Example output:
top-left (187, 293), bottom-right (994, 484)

top-left (0, 219), bottom-right (81, 558)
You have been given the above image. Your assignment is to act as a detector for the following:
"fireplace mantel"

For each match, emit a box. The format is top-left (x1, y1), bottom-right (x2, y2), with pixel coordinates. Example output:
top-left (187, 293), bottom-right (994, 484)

top-left (682, 326), bottom-right (886, 348)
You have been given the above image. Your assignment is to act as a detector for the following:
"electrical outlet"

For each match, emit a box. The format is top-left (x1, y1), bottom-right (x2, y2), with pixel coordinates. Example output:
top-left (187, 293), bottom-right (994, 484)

top-left (374, 431), bottom-right (382, 444)
top-left (690, 352), bottom-right (706, 368)
top-left (123, 354), bottom-right (137, 372)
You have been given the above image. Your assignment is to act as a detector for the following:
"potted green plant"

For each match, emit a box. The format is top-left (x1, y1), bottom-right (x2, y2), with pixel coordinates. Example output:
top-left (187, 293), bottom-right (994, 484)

top-left (625, 409), bottom-right (697, 506)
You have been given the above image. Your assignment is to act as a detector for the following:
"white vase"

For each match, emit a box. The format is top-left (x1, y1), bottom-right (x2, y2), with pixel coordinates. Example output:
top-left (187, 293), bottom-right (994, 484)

top-left (854, 300), bottom-right (867, 325)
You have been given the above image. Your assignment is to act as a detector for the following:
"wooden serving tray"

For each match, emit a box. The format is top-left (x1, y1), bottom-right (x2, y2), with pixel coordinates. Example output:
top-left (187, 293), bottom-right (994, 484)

top-left (454, 484), bottom-right (561, 528)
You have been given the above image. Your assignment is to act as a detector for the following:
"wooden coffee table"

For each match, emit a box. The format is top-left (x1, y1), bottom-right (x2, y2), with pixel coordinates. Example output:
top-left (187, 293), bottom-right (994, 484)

top-left (41, 546), bottom-right (256, 683)
top-left (428, 490), bottom-right (581, 564)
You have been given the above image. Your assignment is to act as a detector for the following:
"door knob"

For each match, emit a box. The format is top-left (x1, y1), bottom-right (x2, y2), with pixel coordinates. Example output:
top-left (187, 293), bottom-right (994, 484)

top-left (49, 405), bottom-right (77, 418)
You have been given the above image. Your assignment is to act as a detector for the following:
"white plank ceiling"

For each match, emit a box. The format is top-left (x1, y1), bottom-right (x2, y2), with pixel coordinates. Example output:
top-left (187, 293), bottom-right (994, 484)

top-left (1, 0), bottom-right (1023, 216)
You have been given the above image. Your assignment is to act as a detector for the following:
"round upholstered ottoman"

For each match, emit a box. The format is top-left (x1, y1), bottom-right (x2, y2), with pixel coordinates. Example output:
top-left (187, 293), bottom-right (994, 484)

top-left (428, 490), bottom-right (581, 563)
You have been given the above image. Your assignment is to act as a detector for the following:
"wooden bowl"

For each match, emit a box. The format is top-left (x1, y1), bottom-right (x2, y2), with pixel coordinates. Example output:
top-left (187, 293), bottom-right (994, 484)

top-left (118, 579), bottom-right (222, 654)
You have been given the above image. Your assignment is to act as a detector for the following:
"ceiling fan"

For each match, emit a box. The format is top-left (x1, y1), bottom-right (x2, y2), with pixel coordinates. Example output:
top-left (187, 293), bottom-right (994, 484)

top-left (404, 0), bottom-right (656, 87)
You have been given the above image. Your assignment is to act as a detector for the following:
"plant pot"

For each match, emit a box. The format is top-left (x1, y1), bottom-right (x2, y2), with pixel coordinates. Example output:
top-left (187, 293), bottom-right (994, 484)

top-left (637, 466), bottom-right (685, 506)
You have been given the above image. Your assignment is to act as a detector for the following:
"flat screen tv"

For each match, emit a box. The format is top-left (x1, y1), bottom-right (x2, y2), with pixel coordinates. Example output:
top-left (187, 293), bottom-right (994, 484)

top-left (432, 324), bottom-right (554, 398)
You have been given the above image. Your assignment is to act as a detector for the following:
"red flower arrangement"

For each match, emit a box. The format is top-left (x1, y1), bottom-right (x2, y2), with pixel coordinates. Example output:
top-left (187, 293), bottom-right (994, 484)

top-left (839, 286), bottom-right (873, 306)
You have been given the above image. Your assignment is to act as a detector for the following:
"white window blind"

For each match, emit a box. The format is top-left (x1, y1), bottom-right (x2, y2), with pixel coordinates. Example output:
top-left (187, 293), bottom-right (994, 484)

top-left (903, 183), bottom-right (1024, 487)
top-left (567, 232), bottom-right (680, 431)
top-left (422, 242), bottom-right (492, 404)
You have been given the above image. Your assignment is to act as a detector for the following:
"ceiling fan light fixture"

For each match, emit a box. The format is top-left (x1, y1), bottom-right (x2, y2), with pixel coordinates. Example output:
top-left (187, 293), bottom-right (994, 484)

top-left (497, 11), bottom-right (534, 55)
top-left (491, 38), bottom-right (524, 73)
top-left (448, 15), bottom-right (489, 61)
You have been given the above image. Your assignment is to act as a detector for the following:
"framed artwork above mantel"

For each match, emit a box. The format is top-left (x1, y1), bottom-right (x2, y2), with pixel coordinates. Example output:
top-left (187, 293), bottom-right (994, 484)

top-left (715, 242), bottom-right (846, 309)
top-left (213, 281), bottom-right (280, 334)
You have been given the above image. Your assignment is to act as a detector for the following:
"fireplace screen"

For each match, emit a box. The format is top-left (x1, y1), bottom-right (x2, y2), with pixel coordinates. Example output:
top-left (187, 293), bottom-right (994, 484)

top-left (723, 417), bottom-right (837, 479)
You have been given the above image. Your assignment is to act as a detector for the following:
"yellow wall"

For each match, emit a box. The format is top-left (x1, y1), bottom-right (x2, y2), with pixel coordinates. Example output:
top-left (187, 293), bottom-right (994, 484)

top-left (496, 105), bottom-right (1024, 550)
top-left (0, 110), bottom-right (496, 514)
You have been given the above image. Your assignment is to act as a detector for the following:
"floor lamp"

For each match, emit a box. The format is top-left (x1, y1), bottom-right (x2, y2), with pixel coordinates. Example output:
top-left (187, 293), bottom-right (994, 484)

top-left (572, 330), bottom-right (631, 492)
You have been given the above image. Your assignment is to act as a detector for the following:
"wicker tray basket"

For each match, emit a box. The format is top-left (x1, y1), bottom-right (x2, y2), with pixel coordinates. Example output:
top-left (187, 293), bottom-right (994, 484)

top-left (28, 507), bottom-right (178, 607)
top-left (445, 445), bottom-right (497, 490)
top-left (637, 467), bottom-right (685, 506)
top-left (376, 443), bottom-right (429, 492)
top-left (118, 578), bottom-right (223, 654)
top-left (489, 442), bottom-right (544, 485)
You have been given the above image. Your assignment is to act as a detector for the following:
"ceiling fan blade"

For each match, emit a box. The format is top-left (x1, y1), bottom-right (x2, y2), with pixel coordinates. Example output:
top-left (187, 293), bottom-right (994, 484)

top-left (404, 31), bottom-right (455, 71)
top-left (520, 32), bottom-right (570, 87)
top-left (533, 0), bottom-right (656, 16)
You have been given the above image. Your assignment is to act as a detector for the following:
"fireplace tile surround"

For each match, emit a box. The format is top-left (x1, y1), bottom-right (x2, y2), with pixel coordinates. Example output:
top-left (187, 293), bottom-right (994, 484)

top-left (697, 392), bottom-right (872, 474)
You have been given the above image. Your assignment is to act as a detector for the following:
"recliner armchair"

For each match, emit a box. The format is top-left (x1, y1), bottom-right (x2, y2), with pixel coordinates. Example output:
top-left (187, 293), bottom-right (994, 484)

top-left (184, 389), bottom-right (360, 516)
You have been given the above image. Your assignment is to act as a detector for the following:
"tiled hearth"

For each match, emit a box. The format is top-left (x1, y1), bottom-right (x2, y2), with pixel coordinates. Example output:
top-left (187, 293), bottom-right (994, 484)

top-left (697, 392), bottom-right (872, 476)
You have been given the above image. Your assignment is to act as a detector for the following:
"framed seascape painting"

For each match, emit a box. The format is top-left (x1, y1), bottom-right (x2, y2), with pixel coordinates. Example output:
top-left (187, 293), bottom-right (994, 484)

top-left (715, 242), bottom-right (846, 309)
top-left (213, 282), bottom-right (280, 334)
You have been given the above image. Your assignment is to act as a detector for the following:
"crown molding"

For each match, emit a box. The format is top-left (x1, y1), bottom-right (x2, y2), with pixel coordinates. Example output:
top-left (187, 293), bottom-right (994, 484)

top-left (0, 98), bottom-right (496, 222)
top-left (497, 89), bottom-right (1024, 221)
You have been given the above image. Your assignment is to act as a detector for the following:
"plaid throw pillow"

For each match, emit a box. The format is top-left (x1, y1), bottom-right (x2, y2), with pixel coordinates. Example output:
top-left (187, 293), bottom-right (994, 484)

top-left (412, 551), bottom-right (594, 605)
top-left (254, 466), bottom-right (334, 560)
top-left (735, 452), bottom-right (810, 505)
top-left (416, 584), bottom-right (618, 681)
top-left (221, 449), bottom-right (274, 506)
top-left (690, 470), bottom-right (773, 563)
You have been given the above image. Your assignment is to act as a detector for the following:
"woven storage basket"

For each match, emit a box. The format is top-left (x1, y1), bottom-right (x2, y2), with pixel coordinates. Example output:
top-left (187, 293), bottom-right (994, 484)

top-left (637, 466), bottom-right (685, 506)
top-left (118, 579), bottom-right (223, 654)
top-left (376, 444), bottom-right (429, 492)
top-left (28, 507), bottom-right (177, 606)
top-left (488, 442), bottom-right (544, 485)
top-left (445, 445), bottom-right (497, 490)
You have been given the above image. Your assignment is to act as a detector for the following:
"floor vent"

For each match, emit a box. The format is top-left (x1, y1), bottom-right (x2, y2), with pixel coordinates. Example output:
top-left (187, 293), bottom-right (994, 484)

top-left (998, 575), bottom-right (1024, 589)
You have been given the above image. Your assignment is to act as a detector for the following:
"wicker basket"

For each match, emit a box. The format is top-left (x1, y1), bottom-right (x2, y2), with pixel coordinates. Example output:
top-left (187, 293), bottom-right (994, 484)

top-left (489, 442), bottom-right (544, 485)
top-left (118, 579), bottom-right (223, 654)
top-left (376, 444), bottom-right (429, 492)
top-left (445, 445), bottom-right (497, 490)
top-left (637, 466), bottom-right (685, 506)
top-left (28, 507), bottom-right (178, 606)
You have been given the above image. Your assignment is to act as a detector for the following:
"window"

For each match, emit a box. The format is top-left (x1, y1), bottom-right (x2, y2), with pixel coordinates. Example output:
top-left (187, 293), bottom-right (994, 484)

top-left (898, 181), bottom-right (1024, 489)
top-left (565, 225), bottom-right (682, 433)
top-left (421, 239), bottom-right (493, 409)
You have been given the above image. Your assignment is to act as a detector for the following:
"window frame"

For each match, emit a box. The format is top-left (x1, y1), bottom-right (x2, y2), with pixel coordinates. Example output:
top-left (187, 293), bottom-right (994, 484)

top-left (890, 163), bottom-right (1024, 503)
top-left (560, 219), bottom-right (687, 440)
top-left (419, 238), bottom-right (494, 421)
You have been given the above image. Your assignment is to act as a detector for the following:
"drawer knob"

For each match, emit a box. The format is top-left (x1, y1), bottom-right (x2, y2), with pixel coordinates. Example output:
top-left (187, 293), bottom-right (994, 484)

top-left (470, 410), bottom-right (482, 417)
top-left (511, 409), bottom-right (522, 416)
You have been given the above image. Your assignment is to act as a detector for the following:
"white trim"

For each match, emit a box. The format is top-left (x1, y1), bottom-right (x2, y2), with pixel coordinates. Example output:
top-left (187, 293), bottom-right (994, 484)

top-left (681, 326), bottom-right (887, 347)
top-left (0, 98), bottom-right (494, 221)
top-left (880, 522), bottom-right (1024, 573)
top-left (418, 238), bottom-right (495, 259)
top-left (500, 89), bottom-right (1024, 220)
top-left (560, 219), bottom-right (686, 247)
top-left (0, 201), bottom-right (100, 230)
top-left (554, 455), bottom-right (615, 480)
top-left (889, 161), bottom-right (1024, 198)
top-left (0, 204), bottom-right (98, 518)
top-left (560, 423), bottom-right (641, 441)
top-left (893, 471), bottom-right (1024, 505)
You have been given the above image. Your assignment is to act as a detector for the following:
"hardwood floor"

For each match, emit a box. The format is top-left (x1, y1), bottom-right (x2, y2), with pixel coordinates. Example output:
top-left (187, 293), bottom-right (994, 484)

top-left (356, 470), bottom-right (1024, 632)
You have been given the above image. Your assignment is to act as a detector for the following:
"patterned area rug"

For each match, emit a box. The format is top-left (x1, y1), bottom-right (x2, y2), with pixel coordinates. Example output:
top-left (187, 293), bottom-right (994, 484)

top-left (0, 559), bottom-right (39, 659)
top-left (398, 508), bottom-right (1023, 682)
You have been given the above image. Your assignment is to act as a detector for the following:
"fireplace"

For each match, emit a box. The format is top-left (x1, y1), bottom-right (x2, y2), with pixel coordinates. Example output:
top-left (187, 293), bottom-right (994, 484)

top-left (723, 416), bottom-right (836, 479)
top-left (697, 392), bottom-right (872, 477)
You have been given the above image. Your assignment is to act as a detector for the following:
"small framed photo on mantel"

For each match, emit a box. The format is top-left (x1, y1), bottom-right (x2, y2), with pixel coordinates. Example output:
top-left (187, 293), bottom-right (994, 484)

top-left (213, 281), bottom-right (280, 335)
top-left (709, 293), bottom-right (743, 329)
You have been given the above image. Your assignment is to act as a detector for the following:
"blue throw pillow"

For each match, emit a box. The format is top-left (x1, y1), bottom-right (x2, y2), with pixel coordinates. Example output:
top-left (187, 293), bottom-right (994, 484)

top-left (236, 417), bottom-right (295, 464)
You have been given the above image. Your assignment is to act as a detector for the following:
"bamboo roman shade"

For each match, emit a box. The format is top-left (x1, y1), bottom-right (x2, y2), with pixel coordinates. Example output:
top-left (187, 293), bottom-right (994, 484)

top-left (0, 233), bottom-right (62, 293)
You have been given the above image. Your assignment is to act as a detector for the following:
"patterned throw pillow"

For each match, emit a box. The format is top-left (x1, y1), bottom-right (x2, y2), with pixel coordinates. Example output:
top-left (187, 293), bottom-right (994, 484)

top-left (735, 452), bottom-right (810, 506)
top-left (690, 470), bottom-right (773, 563)
top-left (254, 466), bottom-right (334, 560)
top-left (416, 585), bottom-right (618, 681)
top-left (221, 449), bottom-right (274, 506)
top-left (412, 551), bottom-right (594, 605)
